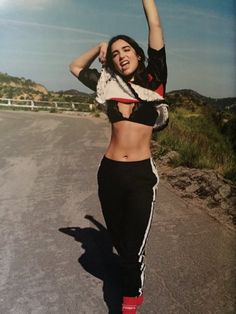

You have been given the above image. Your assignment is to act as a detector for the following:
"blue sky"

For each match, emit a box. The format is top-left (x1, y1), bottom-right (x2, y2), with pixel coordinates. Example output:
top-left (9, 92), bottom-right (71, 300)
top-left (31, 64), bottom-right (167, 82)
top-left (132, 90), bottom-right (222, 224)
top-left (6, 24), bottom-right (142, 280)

top-left (0, 0), bottom-right (235, 98)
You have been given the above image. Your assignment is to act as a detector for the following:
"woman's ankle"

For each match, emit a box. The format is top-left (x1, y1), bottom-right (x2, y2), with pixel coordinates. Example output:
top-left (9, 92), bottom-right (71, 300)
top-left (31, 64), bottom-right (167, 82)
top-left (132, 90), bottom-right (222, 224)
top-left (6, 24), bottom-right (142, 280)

top-left (123, 294), bottom-right (144, 306)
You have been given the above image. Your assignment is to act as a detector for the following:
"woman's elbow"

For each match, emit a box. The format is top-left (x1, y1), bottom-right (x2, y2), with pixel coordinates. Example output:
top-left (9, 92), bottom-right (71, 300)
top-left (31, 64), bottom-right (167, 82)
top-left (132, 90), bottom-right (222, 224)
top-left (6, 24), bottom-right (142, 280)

top-left (149, 21), bottom-right (162, 31)
top-left (69, 63), bottom-right (82, 77)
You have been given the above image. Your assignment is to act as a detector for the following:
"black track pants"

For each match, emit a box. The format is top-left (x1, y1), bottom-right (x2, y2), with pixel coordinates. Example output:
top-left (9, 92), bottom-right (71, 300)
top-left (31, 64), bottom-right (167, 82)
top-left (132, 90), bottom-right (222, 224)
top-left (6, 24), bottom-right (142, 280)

top-left (97, 156), bottom-right (159, 297)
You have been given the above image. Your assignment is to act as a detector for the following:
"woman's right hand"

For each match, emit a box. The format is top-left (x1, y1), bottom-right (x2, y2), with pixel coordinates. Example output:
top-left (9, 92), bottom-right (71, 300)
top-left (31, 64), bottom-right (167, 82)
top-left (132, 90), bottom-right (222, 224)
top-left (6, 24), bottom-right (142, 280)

top-left (69, 41), bottom-right (108, 77)
top-left (98, 42), bottom-right (108, 65)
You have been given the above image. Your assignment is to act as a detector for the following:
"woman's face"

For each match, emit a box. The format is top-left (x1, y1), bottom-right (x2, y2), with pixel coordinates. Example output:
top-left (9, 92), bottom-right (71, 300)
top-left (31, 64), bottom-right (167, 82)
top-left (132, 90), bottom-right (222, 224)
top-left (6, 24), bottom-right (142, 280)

top-left (111, 39), bottom-right (140, 77)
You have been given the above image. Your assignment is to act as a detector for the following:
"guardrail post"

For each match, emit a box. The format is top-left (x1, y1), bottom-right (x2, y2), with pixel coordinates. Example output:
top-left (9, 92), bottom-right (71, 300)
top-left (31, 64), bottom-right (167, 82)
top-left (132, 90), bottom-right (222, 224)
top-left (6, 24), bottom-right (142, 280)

top-left (30, 100), bottom-right (34, 110)
top-left (8, 99), bottom-right (11, 105)
top-left (54, 102), bottom-right (58, 109)
top-left (71, 102), bottom-right (75, 110)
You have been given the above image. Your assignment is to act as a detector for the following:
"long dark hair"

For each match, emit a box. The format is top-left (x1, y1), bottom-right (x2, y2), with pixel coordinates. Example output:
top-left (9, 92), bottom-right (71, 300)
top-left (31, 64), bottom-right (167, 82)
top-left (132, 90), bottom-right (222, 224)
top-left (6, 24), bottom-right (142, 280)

top-left (105, 35), bottom-right (149, 88)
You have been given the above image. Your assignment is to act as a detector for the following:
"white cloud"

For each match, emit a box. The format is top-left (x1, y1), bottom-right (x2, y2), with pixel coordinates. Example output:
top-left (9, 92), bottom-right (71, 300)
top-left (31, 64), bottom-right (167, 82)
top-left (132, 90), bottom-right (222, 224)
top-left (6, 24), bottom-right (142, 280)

top-left (0, 18), bottom-right (109, 38)
top-left (163, 5), bottom-right (234, 26)
top-left (6, 0), bottom-right (50, 11)
top-left (169, 46), bottom-right (234, 56)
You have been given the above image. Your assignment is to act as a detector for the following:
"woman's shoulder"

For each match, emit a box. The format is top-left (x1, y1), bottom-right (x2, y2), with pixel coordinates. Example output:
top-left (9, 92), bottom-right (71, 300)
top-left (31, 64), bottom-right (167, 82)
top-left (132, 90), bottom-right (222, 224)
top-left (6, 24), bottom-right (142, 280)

top-left (147, 45), bottom-right (166, 60)
top-left (146, 45), bottom-right (167, 93)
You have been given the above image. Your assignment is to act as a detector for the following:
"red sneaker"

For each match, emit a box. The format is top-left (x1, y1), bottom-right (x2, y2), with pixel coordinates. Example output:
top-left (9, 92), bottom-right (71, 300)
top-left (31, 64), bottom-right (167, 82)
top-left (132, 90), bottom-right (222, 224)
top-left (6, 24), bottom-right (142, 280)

top-left (122, 295), bottom-right (144, 314)
top-left (122, 304), bottom-right (137, 314)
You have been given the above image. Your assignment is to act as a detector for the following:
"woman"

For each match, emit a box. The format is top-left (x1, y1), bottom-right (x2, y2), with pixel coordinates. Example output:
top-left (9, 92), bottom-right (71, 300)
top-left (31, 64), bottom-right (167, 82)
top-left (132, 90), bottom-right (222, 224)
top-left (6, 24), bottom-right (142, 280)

top-left (70, 1), bottom-right (167, 313)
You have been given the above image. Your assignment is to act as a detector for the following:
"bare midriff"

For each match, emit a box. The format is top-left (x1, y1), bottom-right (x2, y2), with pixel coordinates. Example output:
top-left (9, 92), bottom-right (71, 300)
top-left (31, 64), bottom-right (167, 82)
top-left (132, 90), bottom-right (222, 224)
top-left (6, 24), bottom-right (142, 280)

top-left (104, 120), bottom-right (153, 162)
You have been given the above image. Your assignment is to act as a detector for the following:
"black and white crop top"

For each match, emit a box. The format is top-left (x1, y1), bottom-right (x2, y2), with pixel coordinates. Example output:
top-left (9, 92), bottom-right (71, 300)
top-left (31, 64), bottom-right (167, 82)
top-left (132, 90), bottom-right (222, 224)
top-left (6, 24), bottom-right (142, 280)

top-left (78, 46), bottom-right (167, 127)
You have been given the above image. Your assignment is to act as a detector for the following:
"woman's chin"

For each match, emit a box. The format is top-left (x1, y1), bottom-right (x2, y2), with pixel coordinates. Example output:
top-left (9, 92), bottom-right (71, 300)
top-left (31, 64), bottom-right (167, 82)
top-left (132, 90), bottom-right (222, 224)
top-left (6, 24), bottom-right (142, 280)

top-left (119, 70), bottom-right (135, 80)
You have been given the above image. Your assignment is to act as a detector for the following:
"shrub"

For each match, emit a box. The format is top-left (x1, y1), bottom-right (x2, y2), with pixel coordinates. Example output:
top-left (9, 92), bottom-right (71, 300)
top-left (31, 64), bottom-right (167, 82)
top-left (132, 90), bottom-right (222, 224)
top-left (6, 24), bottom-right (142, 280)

top-left (155, 107), bottom-right (236, 182)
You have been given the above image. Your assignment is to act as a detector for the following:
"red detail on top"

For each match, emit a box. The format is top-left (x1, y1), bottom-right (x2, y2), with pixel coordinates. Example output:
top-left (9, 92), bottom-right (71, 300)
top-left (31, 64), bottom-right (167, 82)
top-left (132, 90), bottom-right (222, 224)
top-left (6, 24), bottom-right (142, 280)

top-left (147, 73), bottom-right (164, 96)
top-left (110, 97), bottom-right (139, 103)
top-left (155, 84), bottom-right (164, 97)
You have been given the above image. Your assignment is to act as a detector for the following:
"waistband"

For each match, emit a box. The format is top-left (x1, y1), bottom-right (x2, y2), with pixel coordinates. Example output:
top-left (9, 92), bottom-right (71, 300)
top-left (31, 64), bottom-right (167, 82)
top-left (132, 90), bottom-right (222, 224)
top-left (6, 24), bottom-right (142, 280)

top-left (101, 155), bottom-right (153, 167)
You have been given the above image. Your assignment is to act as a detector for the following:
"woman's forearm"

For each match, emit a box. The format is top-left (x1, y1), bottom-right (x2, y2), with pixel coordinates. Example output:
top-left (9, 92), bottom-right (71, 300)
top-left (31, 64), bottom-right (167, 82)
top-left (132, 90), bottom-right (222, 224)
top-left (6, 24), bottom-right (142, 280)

top-left (142, 0), bottom-right (164, 50)
top-left (143, 0), bottom-right (161, 26)
top-left (69, 42), bottom-right (107, 77)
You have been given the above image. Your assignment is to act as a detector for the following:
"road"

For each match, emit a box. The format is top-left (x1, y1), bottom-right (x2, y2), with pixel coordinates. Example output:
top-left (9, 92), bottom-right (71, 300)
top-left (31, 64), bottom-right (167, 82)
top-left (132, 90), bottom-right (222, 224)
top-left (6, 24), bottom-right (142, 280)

top-left (0, 110), bottom-right (235, 314)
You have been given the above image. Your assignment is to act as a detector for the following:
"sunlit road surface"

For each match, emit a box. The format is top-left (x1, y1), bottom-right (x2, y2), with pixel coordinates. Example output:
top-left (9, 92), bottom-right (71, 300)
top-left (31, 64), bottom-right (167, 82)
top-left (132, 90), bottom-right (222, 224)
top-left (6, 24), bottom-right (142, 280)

top-left (0, 111), bottom-right (235, 314)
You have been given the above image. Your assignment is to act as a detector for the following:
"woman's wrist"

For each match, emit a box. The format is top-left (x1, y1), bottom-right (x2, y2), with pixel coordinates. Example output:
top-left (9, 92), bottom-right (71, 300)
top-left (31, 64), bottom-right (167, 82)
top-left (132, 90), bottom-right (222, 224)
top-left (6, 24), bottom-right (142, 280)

top-left (99, 41), bottom-right (108, 48)
top-left (98, 42), bottom-right (108, 65)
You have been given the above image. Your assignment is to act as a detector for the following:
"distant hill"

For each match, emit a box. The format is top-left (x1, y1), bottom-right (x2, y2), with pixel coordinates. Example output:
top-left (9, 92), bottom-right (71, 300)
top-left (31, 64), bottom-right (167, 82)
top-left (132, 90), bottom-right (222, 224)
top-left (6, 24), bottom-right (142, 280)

top-left (166, 89), bottom-right (236, 113)
top-left (0, 72), bottom-right (94, 103)
top-left (57, 89), bottom-right (91, 97)
top-left (0, 72), bottom-right (48, 101)
top-left (55, 89), bottom-right (95, 103)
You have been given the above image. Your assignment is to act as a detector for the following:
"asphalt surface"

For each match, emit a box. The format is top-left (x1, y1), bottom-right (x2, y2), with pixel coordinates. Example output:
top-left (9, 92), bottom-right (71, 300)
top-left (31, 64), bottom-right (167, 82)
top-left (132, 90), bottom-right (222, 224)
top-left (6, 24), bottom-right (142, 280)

top-left (0, 110), bottom-right (235, 314)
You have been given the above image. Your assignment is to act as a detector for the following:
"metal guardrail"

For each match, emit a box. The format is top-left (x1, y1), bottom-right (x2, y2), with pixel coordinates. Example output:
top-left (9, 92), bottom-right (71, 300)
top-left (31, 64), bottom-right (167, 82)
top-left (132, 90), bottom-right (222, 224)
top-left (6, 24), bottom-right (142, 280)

top-left (0, 98), bottom-right (95, 112)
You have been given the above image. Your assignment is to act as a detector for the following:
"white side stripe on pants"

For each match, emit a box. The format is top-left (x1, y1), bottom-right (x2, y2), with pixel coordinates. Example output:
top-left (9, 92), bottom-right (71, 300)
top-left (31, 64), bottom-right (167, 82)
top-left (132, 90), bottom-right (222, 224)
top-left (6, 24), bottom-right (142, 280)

top-left (138, 158), bottom-right (159, 294)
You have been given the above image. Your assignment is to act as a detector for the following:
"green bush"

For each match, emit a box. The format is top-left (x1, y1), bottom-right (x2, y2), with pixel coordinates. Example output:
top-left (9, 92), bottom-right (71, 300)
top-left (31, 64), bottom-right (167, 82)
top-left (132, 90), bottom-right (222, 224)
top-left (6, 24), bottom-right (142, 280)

top-left (155, 107), bottom-right (236, 182)
top-left (224, 167), bottom-right (236, 182)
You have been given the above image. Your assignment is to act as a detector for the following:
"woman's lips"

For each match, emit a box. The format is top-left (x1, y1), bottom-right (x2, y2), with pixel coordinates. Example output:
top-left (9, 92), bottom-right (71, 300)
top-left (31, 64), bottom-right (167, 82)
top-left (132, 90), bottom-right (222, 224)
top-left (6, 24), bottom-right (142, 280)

top-left (120, 60), bottom-right (129, 71)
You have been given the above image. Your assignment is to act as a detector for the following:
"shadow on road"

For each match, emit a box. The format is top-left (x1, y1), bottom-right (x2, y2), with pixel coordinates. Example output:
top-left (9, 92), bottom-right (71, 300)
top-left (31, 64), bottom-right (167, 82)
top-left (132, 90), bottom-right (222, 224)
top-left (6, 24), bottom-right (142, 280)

top-left (59, 215), bottom-right (122, 314)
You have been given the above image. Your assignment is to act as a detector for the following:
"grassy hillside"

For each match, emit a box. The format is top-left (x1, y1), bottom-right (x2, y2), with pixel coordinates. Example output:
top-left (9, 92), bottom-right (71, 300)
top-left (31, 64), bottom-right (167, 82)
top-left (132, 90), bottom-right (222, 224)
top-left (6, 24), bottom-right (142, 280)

top-left (154, 91), bottom-right (236, 182)
top-left (0, 72), bottom-right (94, 103)
top-left (0, 72), bottom-right (48, 100)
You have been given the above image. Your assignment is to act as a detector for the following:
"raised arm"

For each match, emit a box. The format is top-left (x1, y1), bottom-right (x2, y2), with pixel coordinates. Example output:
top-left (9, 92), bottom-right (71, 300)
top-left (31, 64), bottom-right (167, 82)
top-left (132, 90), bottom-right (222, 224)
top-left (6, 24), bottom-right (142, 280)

top-left (142, 0), bottom-right (164, 50)
top-left (69, 42), bottom-right (107, 77)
